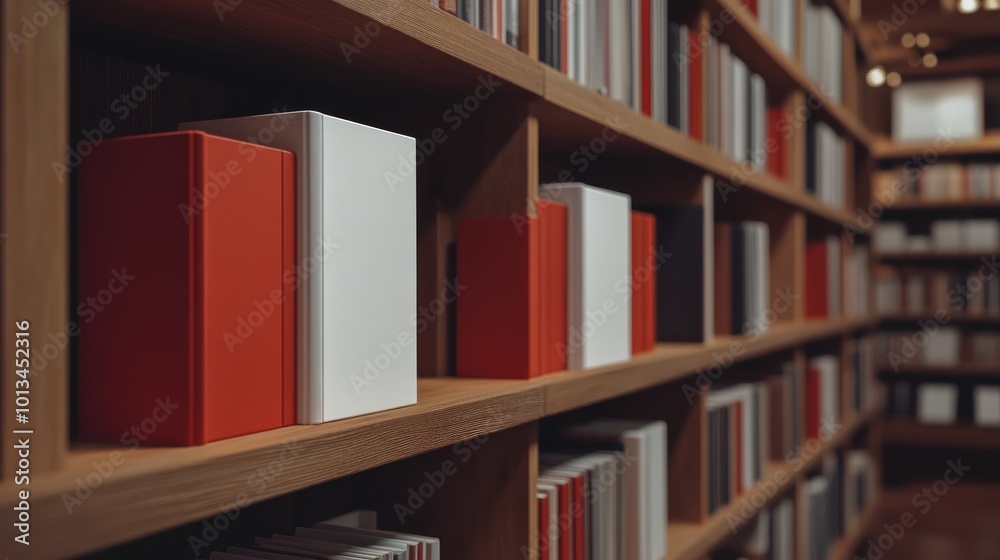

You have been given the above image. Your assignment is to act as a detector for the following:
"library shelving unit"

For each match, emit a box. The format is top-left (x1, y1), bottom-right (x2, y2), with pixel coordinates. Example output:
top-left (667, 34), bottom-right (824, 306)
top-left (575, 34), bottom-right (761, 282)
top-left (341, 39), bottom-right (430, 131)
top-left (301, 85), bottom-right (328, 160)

top-left (1, 0), bottom-right (879, 559)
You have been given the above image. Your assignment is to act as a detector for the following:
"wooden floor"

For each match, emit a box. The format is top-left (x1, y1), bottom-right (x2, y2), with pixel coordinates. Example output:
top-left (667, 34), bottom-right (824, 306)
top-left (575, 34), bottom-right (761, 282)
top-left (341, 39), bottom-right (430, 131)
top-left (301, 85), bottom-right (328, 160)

top-left (866, 484), bottom-right (1000, 560)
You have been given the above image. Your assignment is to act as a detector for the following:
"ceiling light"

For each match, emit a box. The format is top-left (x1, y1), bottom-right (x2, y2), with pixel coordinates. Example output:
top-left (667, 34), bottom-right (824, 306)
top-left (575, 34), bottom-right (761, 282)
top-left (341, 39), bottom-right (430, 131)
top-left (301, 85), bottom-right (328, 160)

top-left (866, 66), bottom-right (887, 87)
top-left (958, 0), bottom-right (980, 13)
top-left (915, 33), bottom-right (931, 48)
top-left (985, 0), bottom-right (1000, 9)
top-left (901, 33), bottom-right (916, 48)
top-left (887, 72), bottom-right (903, 87)
top-left (923, 53), bottom-right (939, 68)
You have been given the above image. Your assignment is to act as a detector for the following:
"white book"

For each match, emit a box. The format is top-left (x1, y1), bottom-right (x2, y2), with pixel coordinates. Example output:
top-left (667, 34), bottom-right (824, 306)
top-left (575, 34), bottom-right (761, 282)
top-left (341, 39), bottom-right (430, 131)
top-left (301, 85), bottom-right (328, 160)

top-left (651, 0), bottom-right (668, 122)
top-left (537, 483), bottom-right (560, 560)
top-left (893, 77), bottom-right (985, 142)
top-left (923, 327), bottom-right (959, 365)
top-left (315, 517), bottom-right (440, 560)
top-left (679, 25), bottom-right (690, 135)
top-left (872, 222), bottom-right (907, 253)
top-left (750, 73), bottom-right (766, 170)
top-left (917, 383), bottom-right (958, 424)
top-left (963, 219), bottom-right (1000, 251)
top-left (975, 386), bottom-right (1000, 426)
top-left (609, 0), bottom-right (628, 104)
top-left (181, 111), bottom-right (417, 424)
top-left (774, 497), bottom-right (795, 560)
top-left (540, 183), bottom-right (631, 369)
top-left (931, 220), bottom-right (963, 250)
top-left (731, 57), bottom-right (749, 162)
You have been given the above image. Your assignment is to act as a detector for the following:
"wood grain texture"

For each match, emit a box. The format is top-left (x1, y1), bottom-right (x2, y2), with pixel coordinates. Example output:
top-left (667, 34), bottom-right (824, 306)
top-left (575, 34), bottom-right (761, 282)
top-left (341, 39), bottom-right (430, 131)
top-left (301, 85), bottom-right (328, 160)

top-left (0, 378), bottom-right (544, 559)
top-left (1, 0), bottom-right (69, 477)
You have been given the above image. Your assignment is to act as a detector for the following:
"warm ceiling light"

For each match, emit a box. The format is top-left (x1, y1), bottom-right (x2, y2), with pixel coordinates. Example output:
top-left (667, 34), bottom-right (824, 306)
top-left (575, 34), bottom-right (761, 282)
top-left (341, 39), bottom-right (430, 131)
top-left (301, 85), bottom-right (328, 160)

top-left (958, 0), bottom-right (980, 13)
top-left (901, 33), bottom-right (916, 48)
top-left (866, 66), bottom-right (887, 87)
top-left (915, 33), bottom-right (931, 48)
top-left (985, 0), bottom-right (1000, 9)
top-left (923, 52), bottom-right (939, 67)
top-left (887, 72), bottom-right (903, 87)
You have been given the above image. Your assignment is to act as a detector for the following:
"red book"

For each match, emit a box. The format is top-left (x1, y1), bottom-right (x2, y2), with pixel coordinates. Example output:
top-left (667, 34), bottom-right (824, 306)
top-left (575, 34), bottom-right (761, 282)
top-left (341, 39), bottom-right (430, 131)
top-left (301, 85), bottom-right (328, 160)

top-left (689, 29), bottom-right (703, 141)
top-left (805, 238), bottom-right (829, 319)
top-left (457, 202), bottom-right (568, 378)
top-left (766, 107), bottom-right (787, 178)
top-left (555, 479), bottom-right (572, 560)
top-left (806, 366), bottom-right (820, 440)
top-left (538, 492), bottom-right (551, 557)
top-left (78, 131), bottom-right (296, 445)
top-left (641, 0), bottom-right (653, 115)
top-left (631, 212), bottom-right (657, 353)
top-left (734, 400), bottom-right (744, 496)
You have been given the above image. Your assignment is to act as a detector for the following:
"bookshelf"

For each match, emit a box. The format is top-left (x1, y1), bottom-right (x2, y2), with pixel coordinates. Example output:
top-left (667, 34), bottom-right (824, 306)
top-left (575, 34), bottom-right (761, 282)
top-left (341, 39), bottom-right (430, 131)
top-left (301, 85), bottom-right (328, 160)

top-left (882, 421), bottom-right (1000, 450)
top-left (1, 0), bottom-right (880, 559)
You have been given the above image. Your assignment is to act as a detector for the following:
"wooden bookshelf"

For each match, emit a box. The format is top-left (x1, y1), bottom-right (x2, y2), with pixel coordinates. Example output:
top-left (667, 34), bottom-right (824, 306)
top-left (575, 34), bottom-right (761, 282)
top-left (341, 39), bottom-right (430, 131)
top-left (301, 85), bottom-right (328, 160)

top-left (872, 133), bottom-right (1000, 160)
top-left (828, 500), bottom-right (880, 560)
top-left (882, 421), bottom-right (1000, 449)
top-left (877, 364), bottom-right (1000, 377)
top-left (882, 199), bottom-right (1000, 211)
top-left (880, 313), bottom-right (1000, 326)
top-left (876, 251), bottom-right (998, 263)
top-left (1, 0), bottom-right (880, 558)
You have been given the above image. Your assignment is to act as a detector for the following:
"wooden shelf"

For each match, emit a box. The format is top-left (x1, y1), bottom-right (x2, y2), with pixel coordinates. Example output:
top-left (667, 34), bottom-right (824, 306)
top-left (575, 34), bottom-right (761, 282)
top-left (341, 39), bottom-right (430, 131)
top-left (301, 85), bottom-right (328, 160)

top-left (828, 500), bottom-right (880, 560)
top-left (881, 313), bottom-right (1000, 325)
top-left (882, 199), bottom-right (1000, 211)
top-left (0, 316), bottom-right (875, 559)
top-left (708, 0), bottom-right (872, 147)
top-left (883, 421), bottom-right (1000, 449)
top-left (873, 134), bottom-right (1000, 159)
top-left (878, 363), bottom-right (1000, 377)
top-left (666, 406), bottom-right (881, 560)
top-left (876, 251), bottom-right (998, 263)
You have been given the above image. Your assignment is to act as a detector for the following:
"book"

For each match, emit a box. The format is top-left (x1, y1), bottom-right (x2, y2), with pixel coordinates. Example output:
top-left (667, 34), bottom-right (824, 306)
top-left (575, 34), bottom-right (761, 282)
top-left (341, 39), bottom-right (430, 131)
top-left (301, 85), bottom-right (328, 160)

top-left (541, 183), bottom-right (631, 369)
top-left (892, 77), bottom-right (984, 142)
top-left (974, 385), bottom-right (1000, 426)
top-left (78, 131), bottom-right (296, 445)
top-left (180, 111), bottom-right (417, 425)
top-left (917, 383), bottom-right (959, 425)
top-left (631, 211), bottom-right (657, 354)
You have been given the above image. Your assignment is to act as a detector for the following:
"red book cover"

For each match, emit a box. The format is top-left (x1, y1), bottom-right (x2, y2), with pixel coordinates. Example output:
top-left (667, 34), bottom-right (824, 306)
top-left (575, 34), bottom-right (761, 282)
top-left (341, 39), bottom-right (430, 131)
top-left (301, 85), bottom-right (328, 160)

top-left (766, 107), bottom-right (786, 178)
top-left (734, 400), bottom-right (744, 496)
top-left (631, 212), bottom-right (657, 353)
top-left (641, 0), bottom-right (653, 115)
top-left (568, 472), bottom-right (585, 560)
top-left (457, 202), bottom-right (568, 378)
top-left (557, 480), bottom-right (572, 560)
top-left (538, 493), bottom-right (551, 557)
top-left (646, 214), bottom-right (657, 347)
top-left (806, 366), bottom-right (820, 440)
top-left (78, 131), bottom-right (296, 445)
top-left (689, 28), bottom-right (703, 141)
top-left (805, 238), bottom-right (829, 319)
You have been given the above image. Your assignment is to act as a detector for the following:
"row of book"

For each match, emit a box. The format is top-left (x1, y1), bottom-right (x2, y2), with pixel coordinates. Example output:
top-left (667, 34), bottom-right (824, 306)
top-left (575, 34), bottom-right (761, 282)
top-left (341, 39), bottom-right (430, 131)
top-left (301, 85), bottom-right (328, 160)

top-left (537, 419), bottom-right (668, 560)
top-left (748, 0), bottom-right (798, 61)
top-left (802, 449), bottom-right (877, 560)
top-left (429, 0), bottom-right (519, 47)
top-left (874, 220), bottom-right (1000, 253)
top-left (848, 336), bottom-right (877, 417)
top-left (713, 498), bottom-right (795, 560)
top-left (713, 221), bottom-right (771, 336)
top-left (805, 235), bottom-right (842, 320)
top-left (875, 267), bottom-right (1000, 316)
top-left (806, 120), bottom-right (846, 208)
top-left (79, 111), bottom-right (419, 445)
top-left (888, 381), bottom-right (1000, 426)
top-left (209, 511), bottom-right (440, 560)
top-left (806, 356), bottom-right (841, 441)
top-left (874, 162), bottom-right (1000, 202)
top-left (845, 244), bottom-right (870, 317)
top-left (706, 382), bottom-right (773, 514)
top-left (803, 0), bottom-right (843, 103)
top-left (876, 329), bottom-right (1000, 367)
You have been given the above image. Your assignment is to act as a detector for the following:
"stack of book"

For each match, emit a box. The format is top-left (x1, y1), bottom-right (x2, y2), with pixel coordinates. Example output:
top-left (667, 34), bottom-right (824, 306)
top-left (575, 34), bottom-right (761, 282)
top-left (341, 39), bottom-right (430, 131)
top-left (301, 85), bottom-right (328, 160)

top-left (806, 356), bottom-right (840, 440)
top-left (874, 219), bottom-right (1000, 253)
top-left (538, 419), bottom-right (668, 560)
top-left (803, 0), bottom-right (843, 102)
top-left (844, 449), bottom-right (877, 526)
top-left (806, 235), bottom-right (842, 319)
top-left (876, 328), bottom-right (1000, 366)
top-left (704, 37), bottom-right (774, 170)
top-left (802, 457), bottom-right (841, 560)
top-left (806, 120), bottom-right (846, 208)
top-left (431, 0), bottom-right (519, 47)
top-left (848, 336), bottom-right (876, 416)
top-left (714, 221), bottom-right (771, 336)
top-left (875, 266), bottom-right (1000, 316)
top-left (874, 162), bottom-right (1000, 202)
top-left (751, 0), bottom-right (798, 60)
top-left (713, 497), bottom-right (795, 560)
top-left (890, 382), bottom-right (1000, 426)
top-left (706, 382), bottom-right (771, 513)
top-left (209, 511), bottom-right (440, 559)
